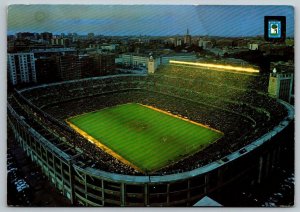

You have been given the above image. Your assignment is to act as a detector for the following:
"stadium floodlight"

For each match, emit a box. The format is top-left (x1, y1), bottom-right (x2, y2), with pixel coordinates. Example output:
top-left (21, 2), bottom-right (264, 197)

top-left (169, 60), bottom-right (260, 74)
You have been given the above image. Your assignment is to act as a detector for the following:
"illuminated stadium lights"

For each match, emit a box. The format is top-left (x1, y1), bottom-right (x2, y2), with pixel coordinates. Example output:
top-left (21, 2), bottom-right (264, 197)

top-left (169, 60), bottom-right (260, 74)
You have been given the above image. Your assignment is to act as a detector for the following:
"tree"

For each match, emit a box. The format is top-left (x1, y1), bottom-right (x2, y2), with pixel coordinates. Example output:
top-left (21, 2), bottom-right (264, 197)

top-left (271, 24), bottom-right (278, 34)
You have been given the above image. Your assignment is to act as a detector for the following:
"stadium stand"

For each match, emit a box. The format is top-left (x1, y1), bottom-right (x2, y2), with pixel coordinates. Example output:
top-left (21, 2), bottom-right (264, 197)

top-left (7, 64), bottom-right (293, 206)
top-left (13, 65), bottom-right (287, 175)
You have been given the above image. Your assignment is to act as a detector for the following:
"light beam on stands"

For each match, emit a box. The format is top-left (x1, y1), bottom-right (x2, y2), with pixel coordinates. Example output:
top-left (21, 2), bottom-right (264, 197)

top-left (169, 60), bottom-right (260, 74)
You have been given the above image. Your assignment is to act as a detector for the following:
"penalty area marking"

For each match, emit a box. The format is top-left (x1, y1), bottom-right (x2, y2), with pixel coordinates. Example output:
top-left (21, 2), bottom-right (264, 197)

top-left (65, 120), bottom-right (145, 173)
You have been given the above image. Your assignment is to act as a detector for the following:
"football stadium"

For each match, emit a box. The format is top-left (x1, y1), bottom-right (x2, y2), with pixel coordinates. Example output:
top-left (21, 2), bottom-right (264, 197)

top-left (7, 62), bottom-right (294, 206)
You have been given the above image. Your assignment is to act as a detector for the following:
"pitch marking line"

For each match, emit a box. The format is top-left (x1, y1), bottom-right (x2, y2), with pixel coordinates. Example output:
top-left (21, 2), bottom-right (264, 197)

top-left (65, 103), bottom-right (223, 174)
top-left (139, 104), bottom-right (224, 135)
top-left (65, 120), bottom-right (145, 173)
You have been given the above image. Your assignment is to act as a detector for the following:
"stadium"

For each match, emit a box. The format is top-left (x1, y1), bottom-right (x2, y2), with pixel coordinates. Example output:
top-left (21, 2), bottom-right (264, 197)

top-left (7, 61), bottom-right (294, 206)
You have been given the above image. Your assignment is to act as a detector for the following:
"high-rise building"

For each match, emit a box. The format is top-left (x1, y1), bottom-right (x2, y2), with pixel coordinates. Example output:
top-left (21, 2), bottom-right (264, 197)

top-left (184, 28), bottom-right (192, 46)
top-left (56, 55), bottom-right (81, 81)
top-left (35, 57), bottom-right (59, 83)
top-left (7, 53), bottom-right (37, 85)
top-left (91, 53), bottom-right (116, 76)
top-left (78, 55), bottom-right (95, 78)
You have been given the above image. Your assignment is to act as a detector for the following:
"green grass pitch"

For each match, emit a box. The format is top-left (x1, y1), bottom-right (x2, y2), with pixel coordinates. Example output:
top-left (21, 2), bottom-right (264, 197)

top-left (66, 103), bottom-right (223, 173)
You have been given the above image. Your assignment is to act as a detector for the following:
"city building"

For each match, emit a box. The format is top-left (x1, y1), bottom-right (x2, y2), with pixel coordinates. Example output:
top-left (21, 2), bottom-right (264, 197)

top-left (91, 53), bottom-right (116, 76)
top-left (71, 34), bottom-right (78, 42)
top-left (191, 37), bottom-right (200, 45)
top-left (148, 55), bottom-right (157, 74)
top-left (56, 55), bottom-right (82, 81)
top-left (51, 38), bottom-right (70, 47)
top-left (198, 39), bottom-right (213, 49)
top-left (184, 29), bottom-right (192, 46)
top-left (11, 39), bottom-right (31, 52)
top-left (7, 53), bottom-right (37, 85)
top-left (164, 37), bottom-right (176, 45)
top-left (89, 44), bottom-right (102, 49)
top-left (16, 32), bottom-right (35, 40)
top-left (118, 53), bottom-right (197, 68)
top-left (41, 32), bottom-right (53, 41)
top-left (175, 38), bottom-right (182, 47)
top-left (89, 44), bottom-right (119, 52)
top-left (7, 40), bottom-right (15, 52)
top-left (160, 53), bottom-right (197, 64)
top-left (101, 44), bottom-right (118, 52)
top-left (35, 57), bottom-right (59, 83)
top-left (119, 54), bottom-right (149, 68)
top-left (78, 55), bottom-right (96, 78)
top-left (248, 43), bottom-right (259, 50)
top-left (268, 69), bottom-right (293, 103)
top-left (268, 61), bottom-right (294, 103)
top-left (32, 48), bottom-right (77, 59)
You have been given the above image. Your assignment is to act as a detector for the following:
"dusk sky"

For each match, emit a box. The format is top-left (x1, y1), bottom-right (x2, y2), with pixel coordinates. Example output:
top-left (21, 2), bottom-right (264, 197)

top-left (7, 5), bottom-right (294, 37)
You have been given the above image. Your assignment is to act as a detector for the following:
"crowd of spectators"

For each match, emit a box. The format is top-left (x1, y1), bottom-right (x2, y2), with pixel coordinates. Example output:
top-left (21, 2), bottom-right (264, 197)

top-left (8, 93), bottom-right (138, 175)
top-left (11, 65), bottom-right (287, 175)
top-left (156, 64), bottom-right (270, 92)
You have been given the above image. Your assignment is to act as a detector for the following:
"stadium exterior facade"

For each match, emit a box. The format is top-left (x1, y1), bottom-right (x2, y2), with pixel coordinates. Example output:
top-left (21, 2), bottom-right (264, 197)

top-left (7, 73), bottom-right (294, 206)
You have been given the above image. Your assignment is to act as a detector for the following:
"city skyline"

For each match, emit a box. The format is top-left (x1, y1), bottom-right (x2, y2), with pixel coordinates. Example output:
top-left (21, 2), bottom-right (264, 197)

top-left (8, 5), bottom-right (294, 37)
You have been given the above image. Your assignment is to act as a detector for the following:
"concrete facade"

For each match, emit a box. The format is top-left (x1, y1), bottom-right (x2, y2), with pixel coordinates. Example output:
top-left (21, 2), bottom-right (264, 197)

top-left (8, 53), bottom-right (37, 85)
